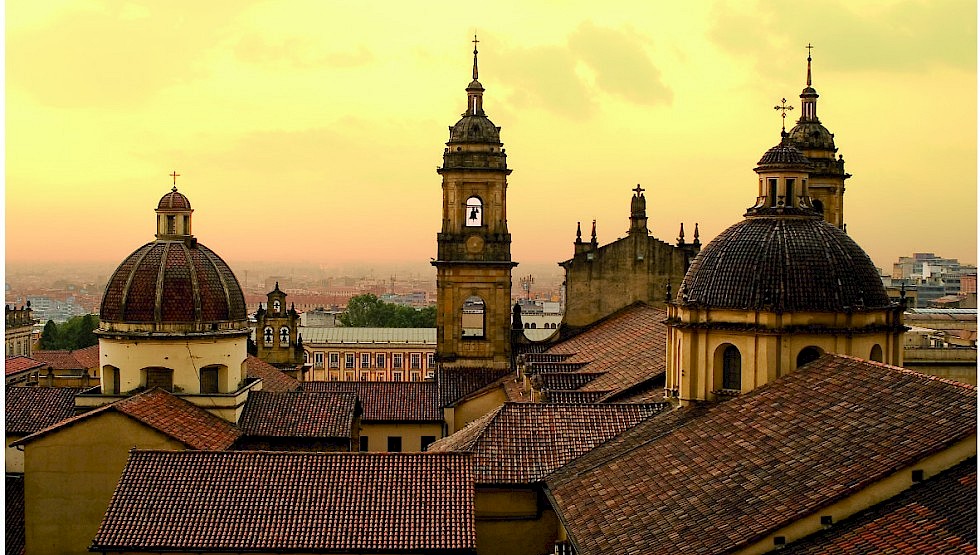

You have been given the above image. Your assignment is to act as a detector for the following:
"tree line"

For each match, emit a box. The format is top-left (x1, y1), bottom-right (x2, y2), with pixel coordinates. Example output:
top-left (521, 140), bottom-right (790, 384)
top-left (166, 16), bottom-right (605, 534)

top-left (39, 314), bottom-right (99, 350)
top-left (339, 294), bottom-right (436, 328)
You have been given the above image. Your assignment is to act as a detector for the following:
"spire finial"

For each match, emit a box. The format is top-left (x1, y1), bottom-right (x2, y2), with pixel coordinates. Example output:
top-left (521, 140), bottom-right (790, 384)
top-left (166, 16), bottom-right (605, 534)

top-left (591, 219), bottom-right (597, 244)
top-left (575, 221), bottom-right (582, 242)
top-left (169, 170), bottom-right (180, 189)
top-left (774, 97), bottom-right (794, 133)
top-left (677, 222), bottom-right (686, 245)
top-left (693, 223), bottom-right (700, 246)
top-left (806, 43), bottom-right (814, 87)
top-left (633, 184), bottom-right (644, 197)
top-left (472, 34), bottom-right (479, 81)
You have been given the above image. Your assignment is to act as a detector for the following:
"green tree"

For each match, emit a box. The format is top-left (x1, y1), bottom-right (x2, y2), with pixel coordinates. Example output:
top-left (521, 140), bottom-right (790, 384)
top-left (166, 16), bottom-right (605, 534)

top-left (339, 294), bottom-right (436, 328)
top-left (39, 320), bottom-right (60, 350)
top-left (38, 315), bottom-right (99, 350)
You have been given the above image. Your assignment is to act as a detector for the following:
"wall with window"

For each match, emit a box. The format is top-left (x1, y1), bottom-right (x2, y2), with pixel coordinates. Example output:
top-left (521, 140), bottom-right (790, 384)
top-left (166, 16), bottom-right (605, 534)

top-left (356, 422), bottom-right (443, 453)
top-left (303, 344), bottom-right (437, 382)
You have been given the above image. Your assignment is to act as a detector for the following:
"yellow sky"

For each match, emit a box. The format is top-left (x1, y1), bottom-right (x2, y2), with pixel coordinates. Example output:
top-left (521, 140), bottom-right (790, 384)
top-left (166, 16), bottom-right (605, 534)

top-left (6, 0), bottom-right (977, 272)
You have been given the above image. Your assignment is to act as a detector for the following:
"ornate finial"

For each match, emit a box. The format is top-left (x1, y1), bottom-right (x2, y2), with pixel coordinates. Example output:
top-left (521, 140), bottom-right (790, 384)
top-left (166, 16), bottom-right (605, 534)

top-left (693, 223), bottom-right (700, 246)
top-left (665, 280), bottom-right (672, 302)
top-left (169, 171), bottom-right (180, 187)
top-left (575, 221), bottom-right (582, 242)
top-left (590, 219), bottom-right (597, 243)
top-left (472, 34), bottom-right (480, 81)
top-left (806, 43), bottom-right (814, 87)
top-left (774, 98), bottom-right (794, 133)
top-left (633, 184), bottom-right (644, 197)
top-left (677, 222), bottom-right (685, 245)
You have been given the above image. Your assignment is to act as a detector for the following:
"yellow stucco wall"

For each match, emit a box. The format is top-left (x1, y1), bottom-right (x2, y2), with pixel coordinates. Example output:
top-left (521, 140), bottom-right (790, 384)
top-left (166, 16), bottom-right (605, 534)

top-left (7, 433), bottom-right (26, 473)
top-left (474, 487), bottom-right (561, 555)
top-left (358, 422), bottom-right (443, 452)
top-left (23, 412), bottom-right (187, 555)
top-left (451, 386), bottom-right (507, 434)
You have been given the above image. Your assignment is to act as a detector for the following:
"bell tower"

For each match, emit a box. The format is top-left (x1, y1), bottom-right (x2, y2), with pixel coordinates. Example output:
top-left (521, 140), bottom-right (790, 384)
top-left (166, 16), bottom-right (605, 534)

top-left (432, 37), bottom-right (516, 370)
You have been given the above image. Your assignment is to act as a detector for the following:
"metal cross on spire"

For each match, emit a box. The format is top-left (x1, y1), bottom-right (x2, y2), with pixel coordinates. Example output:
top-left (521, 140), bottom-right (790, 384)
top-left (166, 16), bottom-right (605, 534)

top-left (633, 184), bottom-right (645, 196)
top-left (472, 34), bottom-right (479, 80)
top-left (169, 171), bottom-right (181, 190)
top-left (773, 98), bottom-right (794, 133)
top-left (806, 42), bottom-right (814, 58)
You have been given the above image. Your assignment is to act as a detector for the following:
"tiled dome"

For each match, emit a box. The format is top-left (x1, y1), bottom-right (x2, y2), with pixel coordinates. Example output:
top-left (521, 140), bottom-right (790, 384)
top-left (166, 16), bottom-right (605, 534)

top-left (679, 216), bottom-right (891, 312)
top-left (756, 141), bottom-right (811, 168)
top-left (449, 114), bottom-right (501, 144)
top-left (788, 121), bottom-right (836, 151)
top-left (100, 240), bottom-right (246, 326)
top-left (157, 187), bottom-right (192, 210)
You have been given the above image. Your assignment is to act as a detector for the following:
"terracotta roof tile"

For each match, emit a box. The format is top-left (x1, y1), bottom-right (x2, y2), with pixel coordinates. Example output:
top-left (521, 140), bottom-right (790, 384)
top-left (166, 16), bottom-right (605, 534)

top-left (784, 457), bottom-right (977, 554)
top-left (429, 402), bottom-right (669, 484)
top-left (5, 356), bottom-right (45, 376)
top-left (546, 355), bottom-right (977, 555)
top-left (71, 344), bottom-right (100, 368)
top-left (5, 387), bottom-right (78, 435)
top-left (533, 372), bottom-right (602, 391)
top-left (33, 346), bottom-right (100, 370)
top-left (13, 388), bottom-right (240, 451)
top-left (244, 355), bottom-right (301, 392)
top-left (92, 450), bottom-right (475, 552)
top-left (6, 474), bottom-right (24, 555)
top-left (544, 390), bottom-right (610, 404)
top-left (438, 366), bottom-right (512, 407)
top-left (238, 391), bottom-right (357, 439)
top-left (304, 381), bottom-right (441, 421)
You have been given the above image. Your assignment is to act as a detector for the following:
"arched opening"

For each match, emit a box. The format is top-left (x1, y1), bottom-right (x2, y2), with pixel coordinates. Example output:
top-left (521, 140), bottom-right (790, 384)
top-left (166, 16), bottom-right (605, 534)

top-left (273, 300), bottom-right (281, 312)
top-left (263, 327), bottom-right (274, 346)
top-left (796, 346), bottom-right (823, 368)
top-left (461, 296), bottom-right (485, 338)
top-left (200, 365), bottom-right (221, 394)
top-left (721, 345), bottom-right (741, 391)
top-left (465, 197), bottom-right (483, 227)
top-left (279, 326), bottom-right (290, 346)
top-left (812, 199), bottom-right (824, 215)
top-left (103, 365), bottom-right (120, 394)
top-left (870, 344), bottom-right (883, 363)
top-left (143, 367), bottom-right (174, 391)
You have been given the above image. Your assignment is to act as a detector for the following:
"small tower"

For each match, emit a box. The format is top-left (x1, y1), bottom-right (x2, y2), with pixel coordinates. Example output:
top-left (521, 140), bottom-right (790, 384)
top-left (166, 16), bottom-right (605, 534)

top-left (432, 37), bottom-right (516, 370)
top-left (255, 282), bottom-right (304, 373)
top-left (786, 45), bottom-right (850, 229)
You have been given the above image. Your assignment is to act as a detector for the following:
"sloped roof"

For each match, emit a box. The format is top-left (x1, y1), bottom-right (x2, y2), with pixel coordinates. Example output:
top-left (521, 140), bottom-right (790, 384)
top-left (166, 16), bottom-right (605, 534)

top-left (5, 356), bottom-right (44, 376)
top-left (33, 344), bottom-right (101, 370)
top-left (238, 391), bottom-right (357, 438)
top-left (546, 355), bottom-right (977, 555)
top-left (783, 457), bottom-right (977, 554)
top-left (92, 450), bottom-right (475, 553)
top-left (6, 474), bottom-right (25, 555)
top-left (5, 387), bottom-right (79, 435)
top-left (304, 381), bottom-right (441, 421)
top-left (13, 388), bottom-right (240, 451)
top-left (244, 355), bottom-right (301, 392)
top-left (429, 402), bottom-right (669, 484)
top-left (438, 366), bottom-right (512, 407)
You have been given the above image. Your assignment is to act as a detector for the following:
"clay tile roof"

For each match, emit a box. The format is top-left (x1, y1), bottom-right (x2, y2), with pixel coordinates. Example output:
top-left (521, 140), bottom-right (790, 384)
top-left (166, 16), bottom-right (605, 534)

top-left (5, 387), bottom-right (78, 435)
top-left (534, 372), bottom-right (602, 391)
top-left (542, 303), bottom-right (667, 396)
top-left (437, 366), bottom-right (512, 407)
top-left (13, 388), bottom-right (240, 450)
top-left (92, 451), bottom-right (475, 553)
top-left (5, 356), bottom-right (45, 376)
top-left (6, 474), bottom-right (25, 555)
top-left (71, 344), bottom-right (100, 368)
top-left (244, 355), bottom-right (300, 392)
top-left (156, 187), bottom-right (191, 210)
top-left (783, 457), bottom-right (977, 554)
top-left (546, 355), bottom-right (977, 555)
top-left (304, 381), bottom-right (441, 421)
top-left (429, 402), bottom-right (669, 484)
top-left (32, 348), bottom-right (93, 370)
top-left (544, 390), bottom-right (609, 404)
top-left (238, 391), bottom-right (357, 438)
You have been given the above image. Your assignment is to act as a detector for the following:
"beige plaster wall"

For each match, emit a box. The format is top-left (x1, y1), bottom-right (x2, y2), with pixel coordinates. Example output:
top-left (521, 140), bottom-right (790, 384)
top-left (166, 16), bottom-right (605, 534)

top-left (474, 487), bottom-right (561, 555)
top-left (99, 335), bottom-right (247, 394)
top-left (23, 412), bottom-right (186, 555)
top-left (358, 422), bottom-right (443, 452)
top-left (7, 433), bottom-right (26, 473)
top-left (451, 386), bottom-right (507, 434)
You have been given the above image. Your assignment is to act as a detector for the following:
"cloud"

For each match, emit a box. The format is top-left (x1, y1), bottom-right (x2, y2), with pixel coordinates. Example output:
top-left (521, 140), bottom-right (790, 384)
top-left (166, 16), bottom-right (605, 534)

top-left (569, 22), bottom-right (673, 106)
top-left (234, 34), bottom-right (374, 69)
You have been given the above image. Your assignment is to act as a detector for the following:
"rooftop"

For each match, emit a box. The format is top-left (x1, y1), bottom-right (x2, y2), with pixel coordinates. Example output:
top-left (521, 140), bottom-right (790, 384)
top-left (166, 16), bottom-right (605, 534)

top-left (243, 355), bottom-right (301, 392)
top-left (238, 391), bottom-right (358, 439)
top-left (304, 381), bottom-right (442, 421)
top-left (299, 327), bottom-right (436, 345)
top-left (5, 386), bottom-right (78, 435)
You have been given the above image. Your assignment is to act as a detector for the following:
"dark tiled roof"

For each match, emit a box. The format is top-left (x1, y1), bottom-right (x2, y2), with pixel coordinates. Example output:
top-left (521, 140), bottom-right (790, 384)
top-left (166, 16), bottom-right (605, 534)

top-left (6, 474), bottom-right (24, 555)
top-left (429, 402), bottom-right (669, 484)
top-left (438, 366), bottom-right (512, 407)
top-left (756, 140), bottom-right (811, 167)
top-left (546, 355), bottom-right (977, 555)
top-left (680, 217), bottom-right (892, 312)
top-left (33, 345), bottom-right (99, 370)
top-left (533, 372), bottom-right (602, 391)
top-left (524, 361), bottom-right (589, 374)
top-left (72, 344), bottom-right (101, 368)
top-left (5, 387), bottom-right (78, 435)
top-left (543, 303), bottom-right (666, 395)
top-left (157, 187), bottom-right (191, 210)
top-left (13, 388), bottom-right (240, 451)
top-left (244, 355), bottom-right (301, 392)
top-left (100, 240), bottom-right (246, 325)
top-left (519, 353), bottom-right (574, 364)
top-left (92, 450), bottom-right (475, 552)
top-left (5, 356), bottom-right (44, 376)
top-left (545, 391), bottom-right (608, 404)
top-left (784, 457), bottom-right (977, 554)
top-left (304, 381), bottom-right (442, 421)
top-left (238, 391), bottom-right (357, 439)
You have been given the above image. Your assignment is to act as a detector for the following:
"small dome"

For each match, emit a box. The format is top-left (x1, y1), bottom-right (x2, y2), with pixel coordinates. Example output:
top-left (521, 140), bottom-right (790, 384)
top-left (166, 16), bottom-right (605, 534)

top-left (157, 187), bottom-right (192, 211)
top-left (756, 141), bottom-right (811, 169)
top-left (679, 217), bottom-right (891, 312)
top-left (100, 240), bottom-right (246, 327)
top-left (450, 115), bottom-right (501, 144)
top-left (788, 121), bottom-right (836, 151)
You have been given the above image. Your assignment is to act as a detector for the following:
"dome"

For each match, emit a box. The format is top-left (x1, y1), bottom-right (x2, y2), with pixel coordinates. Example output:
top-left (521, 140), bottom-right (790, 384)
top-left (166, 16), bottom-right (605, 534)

top-left (788, 121), bottom-right (836, 151)
top-left (100, 240), bottom-right (247, 327)
top-left (679, 217), bottom-right (891, 312)
top-left (157, 187), bottom-right (192, 211)
top-left (449, 114), bottom-right (501, 144)
top-left (756, 141), bottom-right (811, 168)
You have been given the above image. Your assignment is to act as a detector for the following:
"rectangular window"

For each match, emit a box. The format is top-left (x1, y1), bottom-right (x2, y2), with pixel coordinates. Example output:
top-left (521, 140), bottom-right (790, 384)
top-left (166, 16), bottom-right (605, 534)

top-left (361, 353), bottom-right (371, 368)
top-left (786, 178), bottom-right (795, 205)
top-left (768, 178), bottom-right (778, 206)
top-left (426, 353), bottom-right (434, 368)
top-left (376, 353), bottom-right (386, 368)
top-left (314, 352), bottom-right (324, 369)
top-left (411, 372), bottom-right (420, 382)
top-left (360, 372), bottom-right (368, 381)
top-left (330, 374), bottom-right (338, 381)
top-left (345, 353), bottom-right (355, 369)
top-left (410, 353), bottom-right (421, 369)
top-left (387, 436), bottom-right (402, 452)
top-left (393, 353), bottom-right (403, 369)
top-left (376, 373), bottom-right (385, 381)
top-left (328, 352), bottom-right (339, 369)
top-left (393, 372), bottom-right (403, 382)
top-left (359, 436), bottom-right (369, 452)
top-left (421, 435), bottom-right (436, 451)
top-left (344, 372), bottom-right (354, 381)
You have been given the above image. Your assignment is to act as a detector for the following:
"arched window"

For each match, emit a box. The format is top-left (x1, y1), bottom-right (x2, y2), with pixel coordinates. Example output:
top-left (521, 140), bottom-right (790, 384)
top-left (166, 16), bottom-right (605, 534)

top-left (143, 367), bottom-right (174, 392)
top-left (465, 197), bottom-right (483, 227)
top-left (200, 366), bottom-right (220, 394)
top-left (722, 346), bottom-right (741, 390)
top-left (279, 326), bottom-right (290, 346)
top-left (870, 344), bottom-right (883, 363)
top-left (264, 327), bottom-right (274, 346)
top-left (812, 199), bottom-right (824, 215)
top-left (273, 300), bottom-right (281, 312)
top-left (461, 296), bottom-right (485, 338)
top-left (103, 365), bottom-right (120, 395)
top-left (797, 346), bottom-right (823, 368)
top-left (530, 322), bottom-right (537, 329)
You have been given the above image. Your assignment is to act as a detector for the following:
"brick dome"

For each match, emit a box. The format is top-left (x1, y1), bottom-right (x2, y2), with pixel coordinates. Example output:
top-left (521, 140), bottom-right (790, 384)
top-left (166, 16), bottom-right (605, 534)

top-left (678, 216), bottom-right (891, 312)
top-left (100, 240), bottom-right (246, 328)
top-left (157, 186), bottom-right (192, 210)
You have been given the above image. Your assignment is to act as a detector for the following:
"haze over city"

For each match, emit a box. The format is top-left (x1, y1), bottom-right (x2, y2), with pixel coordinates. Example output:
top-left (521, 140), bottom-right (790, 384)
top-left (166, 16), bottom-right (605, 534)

top-left (5, 0), bottom-right (976, 273)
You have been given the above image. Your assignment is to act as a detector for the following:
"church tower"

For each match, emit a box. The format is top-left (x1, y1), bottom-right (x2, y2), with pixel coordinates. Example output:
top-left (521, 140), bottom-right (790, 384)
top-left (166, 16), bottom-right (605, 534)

top-left (254, 282), bottom-right (304, 373)
top-left (432, 37), bottom-right (516, 370)
top-left (786, 45), bottom-right (850, 229)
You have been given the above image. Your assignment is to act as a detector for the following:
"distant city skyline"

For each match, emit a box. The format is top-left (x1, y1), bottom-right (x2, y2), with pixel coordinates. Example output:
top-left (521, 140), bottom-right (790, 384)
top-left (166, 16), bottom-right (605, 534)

top-left (6, 1), bottom-right (976, 271)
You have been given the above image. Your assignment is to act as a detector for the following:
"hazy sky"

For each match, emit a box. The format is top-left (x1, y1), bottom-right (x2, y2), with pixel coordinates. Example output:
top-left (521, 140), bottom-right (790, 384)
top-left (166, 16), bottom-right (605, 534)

top-left (6, 0), bottom-right (977, 272)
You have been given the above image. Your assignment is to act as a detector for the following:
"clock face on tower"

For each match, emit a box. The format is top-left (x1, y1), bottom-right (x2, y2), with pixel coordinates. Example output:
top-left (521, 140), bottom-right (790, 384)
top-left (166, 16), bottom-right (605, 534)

top-left (465, 235), bottom-right (485, 254)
